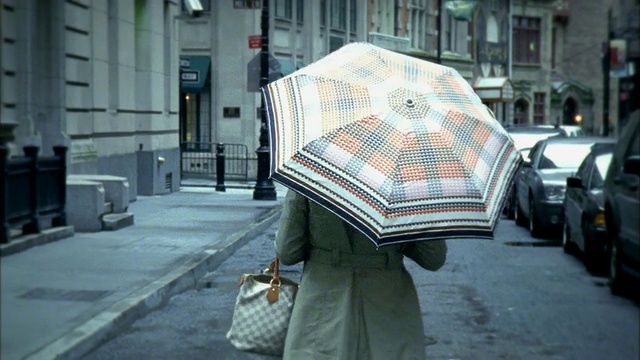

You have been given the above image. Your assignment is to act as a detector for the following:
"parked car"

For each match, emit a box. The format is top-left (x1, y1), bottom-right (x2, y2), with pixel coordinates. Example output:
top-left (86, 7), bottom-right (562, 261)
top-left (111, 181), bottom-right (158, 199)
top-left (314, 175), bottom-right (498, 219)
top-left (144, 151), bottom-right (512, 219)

top-left (563, 142), bottom-right (615, 274)
top-left (514, 136), bottom-right (617, 238)
top-left (505, 125), bottom-right (567, 159)
top-left (604, 111), bottom-right (640, 295)
top-left (538, 124), bottom-right (585, 137)
top-left (503, 126), bottom-right (566, 219)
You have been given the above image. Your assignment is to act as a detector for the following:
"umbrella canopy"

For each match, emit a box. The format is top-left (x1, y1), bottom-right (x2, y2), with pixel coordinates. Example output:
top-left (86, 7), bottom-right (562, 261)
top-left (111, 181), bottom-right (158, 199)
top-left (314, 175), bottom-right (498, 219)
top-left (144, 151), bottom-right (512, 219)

top-left (263, 42), bottom-right (521, 247)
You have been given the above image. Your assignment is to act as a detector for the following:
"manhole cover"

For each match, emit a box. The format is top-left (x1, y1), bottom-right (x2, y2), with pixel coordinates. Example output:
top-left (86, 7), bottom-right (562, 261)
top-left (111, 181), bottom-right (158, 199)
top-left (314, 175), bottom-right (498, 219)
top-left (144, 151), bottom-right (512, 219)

top-left (19, 288), bottom-right (110, 302)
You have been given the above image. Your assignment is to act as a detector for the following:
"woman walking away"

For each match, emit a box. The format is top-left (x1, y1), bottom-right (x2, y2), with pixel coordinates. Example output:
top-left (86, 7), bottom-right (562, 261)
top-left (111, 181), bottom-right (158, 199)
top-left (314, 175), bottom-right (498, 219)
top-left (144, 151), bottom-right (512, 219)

top-left (276, 190), bottom-right (448, 360)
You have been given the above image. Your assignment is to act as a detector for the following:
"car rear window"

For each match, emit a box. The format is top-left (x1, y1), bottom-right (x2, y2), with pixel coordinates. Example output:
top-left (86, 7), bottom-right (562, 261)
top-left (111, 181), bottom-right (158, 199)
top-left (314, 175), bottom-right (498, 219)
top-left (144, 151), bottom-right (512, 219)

top-left (540, 143), bottom-right (593, 169)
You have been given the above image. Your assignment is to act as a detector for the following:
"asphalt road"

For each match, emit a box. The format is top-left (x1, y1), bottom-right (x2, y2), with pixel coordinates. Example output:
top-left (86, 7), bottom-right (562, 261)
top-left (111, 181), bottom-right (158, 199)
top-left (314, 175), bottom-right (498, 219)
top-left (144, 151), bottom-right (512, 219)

top-left (82, 217), bottom-right (639, 360)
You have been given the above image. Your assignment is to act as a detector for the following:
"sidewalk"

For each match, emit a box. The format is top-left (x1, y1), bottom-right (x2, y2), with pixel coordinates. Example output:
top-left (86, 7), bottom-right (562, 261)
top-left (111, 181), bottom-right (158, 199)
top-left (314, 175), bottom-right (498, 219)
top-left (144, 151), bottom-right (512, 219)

top-left (0, 183), bottom-right (287, 360)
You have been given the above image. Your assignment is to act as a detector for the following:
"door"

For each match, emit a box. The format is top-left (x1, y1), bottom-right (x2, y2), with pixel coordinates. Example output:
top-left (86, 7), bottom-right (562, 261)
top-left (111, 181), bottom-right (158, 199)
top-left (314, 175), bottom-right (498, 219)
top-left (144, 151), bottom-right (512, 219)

top-left (566, 154), bottom-right (593, 248)
top-left (514, 98), bottom-right (529, 125)
top-left (616, 129), bottom-right (640, 260)
top-left (517, 142), bottom-right (542, 217)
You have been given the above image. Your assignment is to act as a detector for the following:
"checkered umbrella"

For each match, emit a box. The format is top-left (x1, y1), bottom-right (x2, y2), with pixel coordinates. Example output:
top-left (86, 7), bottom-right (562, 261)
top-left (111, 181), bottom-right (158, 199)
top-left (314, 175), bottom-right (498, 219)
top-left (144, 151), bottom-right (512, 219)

top-left (263, 42), bottom-right (521, 247)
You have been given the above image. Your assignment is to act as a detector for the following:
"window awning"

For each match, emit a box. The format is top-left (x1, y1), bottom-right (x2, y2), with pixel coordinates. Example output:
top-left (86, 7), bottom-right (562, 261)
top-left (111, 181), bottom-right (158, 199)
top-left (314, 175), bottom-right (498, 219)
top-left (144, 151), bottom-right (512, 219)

top-left (180, 56), bottom-right (210, 92)
top-left (473, 77), bottom-right (514, 102)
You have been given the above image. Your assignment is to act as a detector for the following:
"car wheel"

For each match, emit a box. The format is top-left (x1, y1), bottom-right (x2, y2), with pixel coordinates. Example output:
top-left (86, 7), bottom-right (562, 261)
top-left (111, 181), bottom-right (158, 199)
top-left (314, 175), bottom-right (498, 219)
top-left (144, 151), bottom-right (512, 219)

top-left (562, 222), bottom-right (573, 254)
top-left (529, 197), bottom-right (541, 238)
top-left (609, 237), bottom-right (629, 295)
top-left (514, 197), bottom-right (527, 227)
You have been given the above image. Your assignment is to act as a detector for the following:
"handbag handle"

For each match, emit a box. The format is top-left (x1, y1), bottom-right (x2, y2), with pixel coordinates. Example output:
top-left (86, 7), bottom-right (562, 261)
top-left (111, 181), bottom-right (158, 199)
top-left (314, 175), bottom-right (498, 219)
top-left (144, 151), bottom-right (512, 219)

top-left (265, 256), bottom-right (281, 286)
top-left (265, 256), bottom-right (281, 304)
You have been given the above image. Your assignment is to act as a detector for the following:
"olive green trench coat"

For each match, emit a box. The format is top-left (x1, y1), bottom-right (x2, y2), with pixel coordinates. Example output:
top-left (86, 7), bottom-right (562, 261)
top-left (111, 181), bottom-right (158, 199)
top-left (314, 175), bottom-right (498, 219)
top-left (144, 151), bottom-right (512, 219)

top-left (275, 191), bottom-right (447, 360)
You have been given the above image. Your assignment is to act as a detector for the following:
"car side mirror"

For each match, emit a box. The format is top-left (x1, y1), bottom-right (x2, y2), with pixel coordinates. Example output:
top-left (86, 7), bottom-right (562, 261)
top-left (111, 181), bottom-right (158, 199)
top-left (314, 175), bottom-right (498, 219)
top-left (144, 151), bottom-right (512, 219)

top-left (566, 176), bottom-right (583, 189)
top-left (623, 155), bottom-right (640, 176)
top-left (522, 159), bottom-right (532, 168)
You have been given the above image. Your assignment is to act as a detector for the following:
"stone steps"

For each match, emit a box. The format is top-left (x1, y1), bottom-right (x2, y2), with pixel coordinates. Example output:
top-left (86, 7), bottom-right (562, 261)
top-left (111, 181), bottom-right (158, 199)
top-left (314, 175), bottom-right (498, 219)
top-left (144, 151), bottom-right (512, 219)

top-left (102, 212), bottom-right (134, 231)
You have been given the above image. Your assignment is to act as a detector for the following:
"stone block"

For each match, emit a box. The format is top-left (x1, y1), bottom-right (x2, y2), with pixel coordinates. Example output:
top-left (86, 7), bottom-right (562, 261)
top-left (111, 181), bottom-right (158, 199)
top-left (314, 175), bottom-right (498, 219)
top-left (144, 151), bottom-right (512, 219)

top-left (102, 212), bottom-right (134, 231)
top-left (68, 174), bottom-right (130, 213)
top-left (66, 179), bottom-right (105, 232)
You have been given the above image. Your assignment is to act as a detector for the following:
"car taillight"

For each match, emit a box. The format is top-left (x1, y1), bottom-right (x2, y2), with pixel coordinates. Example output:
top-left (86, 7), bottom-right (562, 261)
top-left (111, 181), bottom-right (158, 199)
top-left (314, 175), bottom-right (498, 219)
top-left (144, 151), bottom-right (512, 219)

top-left (594, 213), bottom-right (605, 226)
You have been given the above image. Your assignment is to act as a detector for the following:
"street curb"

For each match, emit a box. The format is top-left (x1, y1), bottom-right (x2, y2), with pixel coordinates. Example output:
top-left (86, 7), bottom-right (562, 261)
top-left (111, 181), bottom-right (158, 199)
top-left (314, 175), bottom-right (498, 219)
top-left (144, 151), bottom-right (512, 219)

top-left (0, 226), bottom-right (75, 257)
top-left (23, 205), bottom-right (283, 360)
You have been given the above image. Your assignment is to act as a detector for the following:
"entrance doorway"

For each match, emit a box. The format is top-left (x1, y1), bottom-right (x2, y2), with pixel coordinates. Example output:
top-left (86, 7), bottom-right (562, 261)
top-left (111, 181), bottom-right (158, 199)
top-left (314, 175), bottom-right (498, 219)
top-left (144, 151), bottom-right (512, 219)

top-left (562, 97), bottom-right (578, 125)
top-left (179, 55), bottom-right (212, 151)
top-left (514, 98), bottom-right (529, 125)
top-left (180, 91), bottom-right (211, 151)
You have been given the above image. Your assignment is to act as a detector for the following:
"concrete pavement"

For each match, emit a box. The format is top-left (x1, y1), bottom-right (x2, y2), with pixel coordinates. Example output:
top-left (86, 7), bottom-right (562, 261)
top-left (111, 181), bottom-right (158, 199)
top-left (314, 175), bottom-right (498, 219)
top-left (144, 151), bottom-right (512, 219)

top-left (0, 184), bottom-right (286, 360)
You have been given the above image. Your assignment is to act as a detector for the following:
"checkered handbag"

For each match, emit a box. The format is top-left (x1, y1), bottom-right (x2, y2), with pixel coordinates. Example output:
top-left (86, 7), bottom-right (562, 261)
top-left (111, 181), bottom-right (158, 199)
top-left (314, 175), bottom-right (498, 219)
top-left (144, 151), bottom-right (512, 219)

top-left (226, 256), bottom-right (299, 356)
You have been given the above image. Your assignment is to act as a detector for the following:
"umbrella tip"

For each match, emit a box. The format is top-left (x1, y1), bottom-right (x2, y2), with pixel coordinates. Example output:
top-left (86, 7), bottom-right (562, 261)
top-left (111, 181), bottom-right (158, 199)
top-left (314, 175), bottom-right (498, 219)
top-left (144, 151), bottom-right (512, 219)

top-left (405, 99), bottom-right (415, 108)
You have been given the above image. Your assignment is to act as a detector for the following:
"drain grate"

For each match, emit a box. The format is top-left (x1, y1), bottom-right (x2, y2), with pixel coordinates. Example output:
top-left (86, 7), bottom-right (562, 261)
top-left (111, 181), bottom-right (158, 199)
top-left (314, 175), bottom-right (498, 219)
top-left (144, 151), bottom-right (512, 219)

top-left (165, 172), bottom-right (172, 190)
top-left (19, 288), bottom-right (111, 302)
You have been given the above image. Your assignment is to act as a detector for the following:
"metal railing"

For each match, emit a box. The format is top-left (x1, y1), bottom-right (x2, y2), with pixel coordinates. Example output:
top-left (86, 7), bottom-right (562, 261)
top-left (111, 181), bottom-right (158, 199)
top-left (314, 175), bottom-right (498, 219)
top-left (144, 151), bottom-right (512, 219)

top-left (1, 145), bottom-right (68, 243)
top-left (180, 142), bottom-right (249, 182)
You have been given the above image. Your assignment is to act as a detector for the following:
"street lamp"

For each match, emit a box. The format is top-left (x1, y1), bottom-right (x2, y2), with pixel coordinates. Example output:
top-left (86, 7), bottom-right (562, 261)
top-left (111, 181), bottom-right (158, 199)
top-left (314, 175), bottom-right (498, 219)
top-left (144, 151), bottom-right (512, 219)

top-left (253, 0), bottom-right (277, 200)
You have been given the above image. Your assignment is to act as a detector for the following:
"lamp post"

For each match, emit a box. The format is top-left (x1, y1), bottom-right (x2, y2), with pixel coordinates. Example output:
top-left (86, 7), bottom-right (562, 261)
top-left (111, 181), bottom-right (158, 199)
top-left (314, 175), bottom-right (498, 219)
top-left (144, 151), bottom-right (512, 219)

top-left (253, 0), bottom-right (277, 200)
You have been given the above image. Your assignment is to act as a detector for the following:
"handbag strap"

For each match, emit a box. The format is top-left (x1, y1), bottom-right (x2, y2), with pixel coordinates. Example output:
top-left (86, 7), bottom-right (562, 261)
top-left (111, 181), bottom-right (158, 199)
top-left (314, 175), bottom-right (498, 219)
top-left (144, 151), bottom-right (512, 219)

top-left (266, 256), bottom-right (281, 286)
top-left (265, 256), bottom-right (282, 304)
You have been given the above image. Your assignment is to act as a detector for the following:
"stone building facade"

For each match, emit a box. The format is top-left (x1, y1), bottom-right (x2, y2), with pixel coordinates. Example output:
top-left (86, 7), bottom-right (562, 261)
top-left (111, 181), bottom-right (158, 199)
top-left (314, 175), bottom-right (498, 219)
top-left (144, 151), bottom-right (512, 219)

top-left (552, 0), bottom-right (617, 134)
top-left (0, 0), bottom-right (181, 198)
top-left (510, 0), bottom-right (628, 135)
top-left (5, 0), bottom-right (629, 195)
top-left (177, 0), bottom-right (510, 183)
top-left (511, 0), bottom-right (557, 127)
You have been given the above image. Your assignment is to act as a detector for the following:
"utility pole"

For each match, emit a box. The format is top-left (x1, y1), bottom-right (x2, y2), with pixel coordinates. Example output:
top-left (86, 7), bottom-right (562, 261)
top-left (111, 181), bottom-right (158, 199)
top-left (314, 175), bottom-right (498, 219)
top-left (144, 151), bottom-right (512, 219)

top-left (253, 0), bottom-right (277, 200)
top-left (602, 8), bottom-right (612, 137)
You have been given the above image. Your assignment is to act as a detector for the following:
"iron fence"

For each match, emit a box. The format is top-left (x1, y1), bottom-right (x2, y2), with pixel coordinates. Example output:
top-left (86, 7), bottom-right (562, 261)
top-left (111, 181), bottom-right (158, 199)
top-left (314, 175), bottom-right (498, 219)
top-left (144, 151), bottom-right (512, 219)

top-left (1, 145), bottom-right (67, 243)
top-left (180, 142), bottom-right (249, 181)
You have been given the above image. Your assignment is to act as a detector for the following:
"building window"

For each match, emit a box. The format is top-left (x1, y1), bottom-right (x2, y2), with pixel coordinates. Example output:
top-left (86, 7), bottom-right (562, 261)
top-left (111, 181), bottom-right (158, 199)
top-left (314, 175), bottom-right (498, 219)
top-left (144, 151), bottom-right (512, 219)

top-left (443, 14), bottom-right (454, 51)
top-left (407, 0), bottom-right (429, 51)
top-left (275, 0), bottom-right (303, 22)
top-left (442, 12), bottom-right (470, 55)
top-left (330, 0), bottom-right (346, 30)
top-left (321, 0), bottom-right (347, 29)
top-left (467, 22), bottom-right (473, 56)
top-left (297, 0), bottom-right (303, 22)
top-left (533, 92), bottom-right (545, 124)
top-left (551, 27), bottom-right (556, 68)
top-left (181, 0), bottom-right (211, 13)
top-left (513, 16), bottom-right (541, 64)
top-left (275, 0), bottom-right (292, 19)
top-left (349, 0), bottom-right (356, 32)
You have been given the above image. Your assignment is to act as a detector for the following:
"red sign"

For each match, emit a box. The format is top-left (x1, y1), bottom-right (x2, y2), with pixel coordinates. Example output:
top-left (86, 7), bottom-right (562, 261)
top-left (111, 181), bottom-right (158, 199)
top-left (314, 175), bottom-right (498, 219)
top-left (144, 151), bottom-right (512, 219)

top-left (248, 35), bottom-right (262, 49)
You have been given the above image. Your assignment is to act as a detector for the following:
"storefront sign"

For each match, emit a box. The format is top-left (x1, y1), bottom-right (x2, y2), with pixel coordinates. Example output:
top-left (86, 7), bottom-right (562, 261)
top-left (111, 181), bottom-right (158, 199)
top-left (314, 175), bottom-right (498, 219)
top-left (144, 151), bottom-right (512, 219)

top-left (181, 70), bottom-right (199, 82)
top-left (248, 35), bottom-right (262, 49)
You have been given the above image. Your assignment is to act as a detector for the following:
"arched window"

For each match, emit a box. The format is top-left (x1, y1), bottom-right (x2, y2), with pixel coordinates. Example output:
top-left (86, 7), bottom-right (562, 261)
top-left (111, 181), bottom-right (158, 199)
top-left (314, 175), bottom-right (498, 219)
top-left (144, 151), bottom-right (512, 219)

top-left (486, 15), bottom-right (499, 43)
